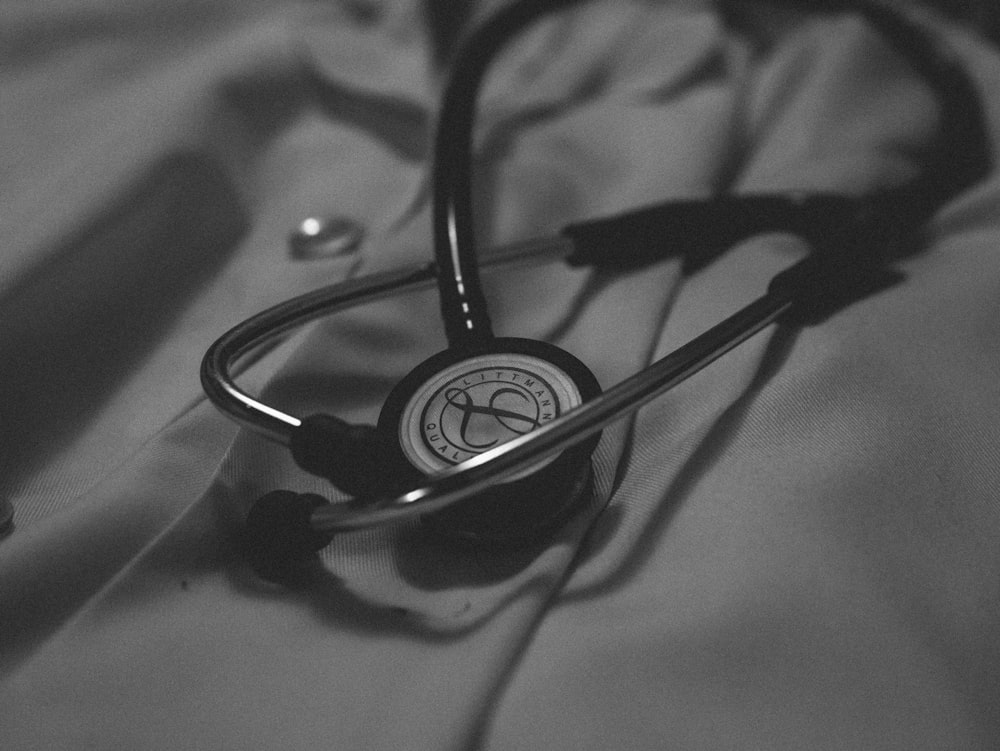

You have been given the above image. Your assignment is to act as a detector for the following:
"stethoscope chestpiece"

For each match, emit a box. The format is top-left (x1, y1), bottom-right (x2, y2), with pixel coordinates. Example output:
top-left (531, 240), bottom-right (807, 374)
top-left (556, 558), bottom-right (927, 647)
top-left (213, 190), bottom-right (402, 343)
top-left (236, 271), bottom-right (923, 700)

top-left (377, 338), bottom-right (602, 545)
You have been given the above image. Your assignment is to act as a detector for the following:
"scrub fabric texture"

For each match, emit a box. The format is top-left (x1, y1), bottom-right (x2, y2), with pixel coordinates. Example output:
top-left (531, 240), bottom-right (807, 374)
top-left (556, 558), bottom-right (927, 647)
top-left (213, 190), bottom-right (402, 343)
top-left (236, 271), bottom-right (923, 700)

top-left (1, 1), bottom-right (999, 749)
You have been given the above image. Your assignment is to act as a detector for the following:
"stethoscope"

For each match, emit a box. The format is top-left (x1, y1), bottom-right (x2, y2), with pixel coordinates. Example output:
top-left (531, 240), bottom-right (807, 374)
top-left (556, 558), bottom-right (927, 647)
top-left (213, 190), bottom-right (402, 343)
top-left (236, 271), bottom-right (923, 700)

top-left (202, 0), bottom-right (989, 580)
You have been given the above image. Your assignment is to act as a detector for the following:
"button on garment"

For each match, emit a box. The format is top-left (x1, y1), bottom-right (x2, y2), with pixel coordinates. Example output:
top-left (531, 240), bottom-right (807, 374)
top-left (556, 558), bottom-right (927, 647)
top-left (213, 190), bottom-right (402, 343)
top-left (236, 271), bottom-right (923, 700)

top-left (288, 216), bottom-right (366, 259)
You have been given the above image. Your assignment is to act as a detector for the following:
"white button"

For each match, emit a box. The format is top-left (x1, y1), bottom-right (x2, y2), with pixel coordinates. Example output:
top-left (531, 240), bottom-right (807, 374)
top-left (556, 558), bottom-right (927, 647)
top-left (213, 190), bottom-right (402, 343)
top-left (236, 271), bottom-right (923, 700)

top-left (289, 216), bottom-right (365, 259)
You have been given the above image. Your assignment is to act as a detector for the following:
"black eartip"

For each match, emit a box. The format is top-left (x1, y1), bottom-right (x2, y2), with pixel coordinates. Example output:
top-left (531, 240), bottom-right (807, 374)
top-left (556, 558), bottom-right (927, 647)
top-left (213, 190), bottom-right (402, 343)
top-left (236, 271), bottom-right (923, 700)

top-left (243, 490), bottom-right (334, 582)
top-left (290, 415), bottom-right (408, 497)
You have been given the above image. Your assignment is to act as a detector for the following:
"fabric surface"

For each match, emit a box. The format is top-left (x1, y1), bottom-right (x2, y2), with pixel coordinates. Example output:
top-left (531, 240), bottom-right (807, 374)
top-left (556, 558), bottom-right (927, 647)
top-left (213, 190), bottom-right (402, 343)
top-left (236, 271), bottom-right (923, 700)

top-left (1, 1), bottom-right (998, 748)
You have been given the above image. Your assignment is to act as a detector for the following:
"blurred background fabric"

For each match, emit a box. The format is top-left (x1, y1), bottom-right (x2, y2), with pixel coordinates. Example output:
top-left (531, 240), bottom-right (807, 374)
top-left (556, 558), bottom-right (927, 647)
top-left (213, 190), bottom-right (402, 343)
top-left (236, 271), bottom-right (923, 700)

top-left (1, 1), bottom-right (998, 749)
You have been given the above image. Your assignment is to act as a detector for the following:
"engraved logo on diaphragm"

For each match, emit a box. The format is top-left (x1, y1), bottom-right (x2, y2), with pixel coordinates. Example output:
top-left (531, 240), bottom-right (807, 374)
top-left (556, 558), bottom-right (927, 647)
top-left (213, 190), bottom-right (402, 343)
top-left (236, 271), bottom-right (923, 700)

top-left (398, 353), bottom-right (582, 476)
top-left (420, 367), bottom-right (560, 466)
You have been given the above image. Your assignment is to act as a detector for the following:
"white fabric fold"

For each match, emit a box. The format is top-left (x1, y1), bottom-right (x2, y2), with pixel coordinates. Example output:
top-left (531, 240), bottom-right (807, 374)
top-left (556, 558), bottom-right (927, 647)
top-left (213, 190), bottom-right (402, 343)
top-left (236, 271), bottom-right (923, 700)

top-left (1, 3), bottom-right (998, 749)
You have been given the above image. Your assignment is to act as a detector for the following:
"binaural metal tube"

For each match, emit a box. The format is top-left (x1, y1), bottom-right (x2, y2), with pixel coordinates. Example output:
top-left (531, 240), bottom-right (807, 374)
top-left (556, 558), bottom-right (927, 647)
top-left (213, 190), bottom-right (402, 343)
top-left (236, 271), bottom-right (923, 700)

top-left (307, 288), bottom-right (794, 531)
top-left (200, 236), bottom-right (576, 445)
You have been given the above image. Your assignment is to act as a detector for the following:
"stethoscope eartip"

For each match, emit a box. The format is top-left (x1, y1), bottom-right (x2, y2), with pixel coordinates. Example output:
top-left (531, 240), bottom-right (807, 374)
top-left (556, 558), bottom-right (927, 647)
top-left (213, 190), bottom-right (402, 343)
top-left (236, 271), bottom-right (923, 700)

top-left (243, 490), bottom-right (334, 582)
